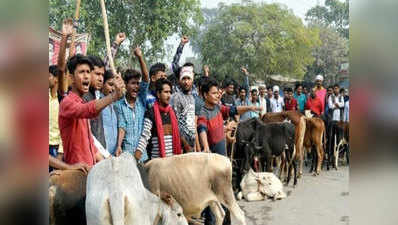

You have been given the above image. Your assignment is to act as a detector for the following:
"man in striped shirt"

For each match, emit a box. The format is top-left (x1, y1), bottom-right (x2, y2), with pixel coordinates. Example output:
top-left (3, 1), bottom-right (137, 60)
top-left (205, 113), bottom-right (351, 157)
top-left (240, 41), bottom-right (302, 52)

top-left (197, 78), bottom-right (262, 156)
top-left (135, 79), bottom-right (189, 161)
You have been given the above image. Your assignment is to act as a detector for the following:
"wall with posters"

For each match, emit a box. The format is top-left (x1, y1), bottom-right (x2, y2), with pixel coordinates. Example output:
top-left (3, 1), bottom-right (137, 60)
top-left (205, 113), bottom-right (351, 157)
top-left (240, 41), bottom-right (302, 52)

top-left (48, 27), bottom-right (90, 65)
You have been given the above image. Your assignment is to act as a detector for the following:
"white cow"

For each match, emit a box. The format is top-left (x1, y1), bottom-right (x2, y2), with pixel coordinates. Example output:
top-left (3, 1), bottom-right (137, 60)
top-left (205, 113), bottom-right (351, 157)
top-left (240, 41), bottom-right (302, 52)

top-left (86, 152), bottom-right (188, 225)
top-left (237, 169), bottom-right (286, 201)
top-left (144, 152), bottom-right (247, 225)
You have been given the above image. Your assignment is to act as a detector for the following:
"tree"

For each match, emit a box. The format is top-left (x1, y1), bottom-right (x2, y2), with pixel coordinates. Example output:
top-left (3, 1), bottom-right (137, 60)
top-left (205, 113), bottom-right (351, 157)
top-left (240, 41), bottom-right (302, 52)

top-left (49, 0), bottom-right (203, 67)
top-left (305, 0), bottom-right (349, 39)
top-left (305, 24), bottom-right (349, 84)
top-left (191, 3), bottom-right (320, 83)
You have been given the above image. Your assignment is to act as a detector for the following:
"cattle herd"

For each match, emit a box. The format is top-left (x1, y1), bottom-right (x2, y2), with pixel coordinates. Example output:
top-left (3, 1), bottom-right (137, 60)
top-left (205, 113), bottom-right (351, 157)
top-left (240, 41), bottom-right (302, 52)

top-left (49, 111), bottom-right (349, 225)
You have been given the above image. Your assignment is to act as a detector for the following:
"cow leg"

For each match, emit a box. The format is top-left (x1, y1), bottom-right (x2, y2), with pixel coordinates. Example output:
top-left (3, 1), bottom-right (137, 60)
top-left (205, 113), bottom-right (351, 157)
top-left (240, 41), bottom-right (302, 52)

top-left (209, 202), bottom-right (225, 225)
top-left (346, 144), bottom-right (350, 165)
top-left (288, 159), bottom-right (297, 187)
top-left (309, 146), bottom-right (316, 174)
top-left (286, 149), bottom-right (297, 187)
top-left (219, 194), bottom-right (246, 225)
top-left (335, 139), bottom-right (344, 170)
top-left (266, 156), bottom-right (273, 173)
top-left (278, 154), bottom-right (286, 182)
top-left (316, 134), bottom-right (324, 175)
top-left (333, 134), bottom-right (339, 170)
top-left (298, 151), bottom-right (304, 178)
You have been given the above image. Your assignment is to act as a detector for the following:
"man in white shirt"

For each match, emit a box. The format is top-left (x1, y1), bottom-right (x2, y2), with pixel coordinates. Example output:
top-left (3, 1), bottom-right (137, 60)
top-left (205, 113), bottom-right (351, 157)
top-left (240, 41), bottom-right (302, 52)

top-left (258, 85), bottom-right (271, 116)
top-left (270, 85), bottom-right (284, 113)
top-left (327, 84), bottom-right (345, 164)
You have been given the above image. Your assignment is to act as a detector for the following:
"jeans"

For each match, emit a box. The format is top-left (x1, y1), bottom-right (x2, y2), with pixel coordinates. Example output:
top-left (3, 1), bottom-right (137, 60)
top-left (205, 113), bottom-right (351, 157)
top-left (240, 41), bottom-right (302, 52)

top-left (49, 145), bottom-right (59, 172)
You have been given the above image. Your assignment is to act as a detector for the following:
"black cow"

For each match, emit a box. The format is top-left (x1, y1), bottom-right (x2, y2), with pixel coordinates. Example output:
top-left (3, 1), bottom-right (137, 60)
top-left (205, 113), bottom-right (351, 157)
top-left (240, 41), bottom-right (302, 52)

top-left (233, 119), bottom-right (297, 190)
top-left (233, 118), bottom-right (262, 191)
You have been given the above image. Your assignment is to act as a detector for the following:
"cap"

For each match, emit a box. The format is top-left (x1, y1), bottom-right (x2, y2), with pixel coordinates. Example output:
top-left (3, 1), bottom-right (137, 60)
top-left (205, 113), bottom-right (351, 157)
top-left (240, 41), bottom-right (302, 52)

top-left (179, 66), bottom-right (194, 80)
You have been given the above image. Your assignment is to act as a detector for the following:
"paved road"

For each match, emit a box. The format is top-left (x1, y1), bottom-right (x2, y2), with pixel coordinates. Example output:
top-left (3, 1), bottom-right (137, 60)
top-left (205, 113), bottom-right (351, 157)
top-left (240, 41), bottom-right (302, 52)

top-left (231, 165), bottom-right (349, 225)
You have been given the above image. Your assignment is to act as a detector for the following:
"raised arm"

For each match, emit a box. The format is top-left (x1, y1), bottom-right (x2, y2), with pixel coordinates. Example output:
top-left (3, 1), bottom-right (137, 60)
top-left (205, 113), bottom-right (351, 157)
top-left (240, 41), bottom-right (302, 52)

top-left (133, 47), bottom-right (149, 83)
top-left (57, 18), bottom-right (73, 95)
top-left (203, 65), bottom-right (210, 77)
top-left (172, 36), bottom-right (189, 74)
top-left (61, 76), bottom-right (125, 119)
top-left (236, 105), bottom-right (262, 115)
top-left (104, 32), bottom-right (126, 70)
top-left (241, 67), bottom-right (250, 99)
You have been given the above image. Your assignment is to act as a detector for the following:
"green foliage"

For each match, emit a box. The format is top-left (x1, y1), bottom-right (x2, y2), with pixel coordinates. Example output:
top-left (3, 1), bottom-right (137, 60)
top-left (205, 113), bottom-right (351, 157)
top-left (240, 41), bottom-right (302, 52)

top-left (305, 24), bottom-right (348, 83)
top-left (191, 3), bottom-right (320, 83)
top-left (305, 0), bottom-right (349, 39)
top-left (49, 0), bottom-right (203, 67)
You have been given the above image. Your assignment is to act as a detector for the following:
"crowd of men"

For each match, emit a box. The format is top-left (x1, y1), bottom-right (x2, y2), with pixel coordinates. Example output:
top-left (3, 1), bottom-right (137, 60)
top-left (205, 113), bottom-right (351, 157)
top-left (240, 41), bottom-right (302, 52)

top-left (49, 19), bottom-right (349, 225)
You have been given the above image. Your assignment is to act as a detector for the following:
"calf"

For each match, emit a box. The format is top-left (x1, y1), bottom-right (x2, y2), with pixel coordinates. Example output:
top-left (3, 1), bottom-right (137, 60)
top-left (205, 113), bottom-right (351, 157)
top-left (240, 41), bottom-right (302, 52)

top-left (237, 169), bottom-right (286, 202)
top-left (144, 152), bottom-right (247, 225)
top-left (86, 153), bottom-right (187, 225)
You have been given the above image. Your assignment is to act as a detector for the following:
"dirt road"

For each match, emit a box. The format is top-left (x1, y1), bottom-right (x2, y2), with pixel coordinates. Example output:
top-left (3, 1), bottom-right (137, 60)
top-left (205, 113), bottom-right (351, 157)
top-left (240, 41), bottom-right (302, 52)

top-left (232, 165), bottom-right (349, 225)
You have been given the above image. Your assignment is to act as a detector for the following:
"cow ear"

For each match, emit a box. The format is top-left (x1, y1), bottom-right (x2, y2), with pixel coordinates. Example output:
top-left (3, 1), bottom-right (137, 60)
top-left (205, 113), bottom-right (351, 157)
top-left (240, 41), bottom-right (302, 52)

top-left (160, 192), bottom-right (173, 206)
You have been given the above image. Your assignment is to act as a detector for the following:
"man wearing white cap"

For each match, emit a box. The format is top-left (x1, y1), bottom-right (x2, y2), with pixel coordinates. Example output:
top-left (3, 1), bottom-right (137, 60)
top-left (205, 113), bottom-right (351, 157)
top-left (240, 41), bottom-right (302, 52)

top-left (270, 85), bottom-right (284, 112)
top-left (313, 74), bottom-right (327, 113)
top-left (170, 65), bottom-right (196, 152)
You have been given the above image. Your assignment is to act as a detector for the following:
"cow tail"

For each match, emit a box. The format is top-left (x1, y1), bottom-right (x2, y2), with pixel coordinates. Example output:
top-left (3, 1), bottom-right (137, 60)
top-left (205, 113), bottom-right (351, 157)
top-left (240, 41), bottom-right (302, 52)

top-left (108, 193), bottom-right (127, 225)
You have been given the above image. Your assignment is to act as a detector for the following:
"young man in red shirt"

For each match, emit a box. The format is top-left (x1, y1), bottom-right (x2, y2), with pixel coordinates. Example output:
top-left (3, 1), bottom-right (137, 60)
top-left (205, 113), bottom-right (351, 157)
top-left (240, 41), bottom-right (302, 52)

top-left (305, 90), bottom-right (323, 117)
top-left (59, 55), bottom-right (125, 169)
top-left (284, 88), bottom-right (298, 111)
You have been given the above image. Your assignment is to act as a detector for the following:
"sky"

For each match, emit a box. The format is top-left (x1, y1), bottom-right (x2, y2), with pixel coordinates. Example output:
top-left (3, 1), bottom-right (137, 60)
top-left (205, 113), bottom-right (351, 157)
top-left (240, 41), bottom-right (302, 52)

top-left (165, 0), bottom-right (322, 63)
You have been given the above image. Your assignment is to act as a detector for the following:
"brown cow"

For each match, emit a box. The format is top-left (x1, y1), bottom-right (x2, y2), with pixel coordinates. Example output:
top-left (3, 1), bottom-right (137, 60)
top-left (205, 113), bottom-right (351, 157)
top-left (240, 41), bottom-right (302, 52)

top-left (303, 117), bottom-right (326, 175)
top-left (262, 111), bottom-right (307, 177)
top-left (49, 169), bottom-right (87, 225)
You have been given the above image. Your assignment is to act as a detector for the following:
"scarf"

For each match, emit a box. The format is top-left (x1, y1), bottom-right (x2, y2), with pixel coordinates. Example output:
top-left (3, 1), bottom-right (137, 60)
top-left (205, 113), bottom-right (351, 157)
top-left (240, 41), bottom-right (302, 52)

top-left (153, 101), bottom-right (182, 158)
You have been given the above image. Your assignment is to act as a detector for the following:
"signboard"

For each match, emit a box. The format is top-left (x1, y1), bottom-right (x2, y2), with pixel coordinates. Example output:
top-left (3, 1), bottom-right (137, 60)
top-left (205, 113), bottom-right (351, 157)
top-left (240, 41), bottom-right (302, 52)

top-left (49, 27), bottom-right (90, 65)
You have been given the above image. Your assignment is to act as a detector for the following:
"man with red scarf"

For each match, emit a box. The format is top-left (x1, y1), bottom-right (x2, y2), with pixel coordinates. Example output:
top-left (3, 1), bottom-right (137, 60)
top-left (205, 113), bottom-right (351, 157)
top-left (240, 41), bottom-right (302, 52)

top-left (135, 78), bottom-right (188, 160)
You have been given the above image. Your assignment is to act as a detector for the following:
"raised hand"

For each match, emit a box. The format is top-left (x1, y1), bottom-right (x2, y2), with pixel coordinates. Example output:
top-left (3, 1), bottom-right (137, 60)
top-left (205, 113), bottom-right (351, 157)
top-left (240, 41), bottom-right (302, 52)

top-left (115, 146), bottom-right (122, 157)
top-left (113, 74), bottom-right (126, 99)
top-left (133, 46), bottom-right (142, 58)
top-left (181, 36), bottom-right (189, 45)
top-left (115, 32), bottom-right (126, 45)
top-left (241, 67), bottom-right (248, 75)
top-left (203, 65), bottom-right (210, 76)
top-left (62, 18), bottom-right (74, 36)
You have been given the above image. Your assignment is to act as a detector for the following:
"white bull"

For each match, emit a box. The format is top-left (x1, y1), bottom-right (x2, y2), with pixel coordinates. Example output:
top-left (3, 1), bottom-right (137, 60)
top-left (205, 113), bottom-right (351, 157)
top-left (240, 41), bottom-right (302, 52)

top-left (237, 169), bottom-right (286, 201)
top-left (86, 152), bottom-right (187, 225)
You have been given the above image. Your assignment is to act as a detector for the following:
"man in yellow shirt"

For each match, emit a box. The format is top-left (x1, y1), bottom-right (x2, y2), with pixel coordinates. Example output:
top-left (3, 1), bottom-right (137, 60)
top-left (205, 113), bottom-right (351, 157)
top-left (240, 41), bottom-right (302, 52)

top-left (49, 65), bottom-right (64, 170)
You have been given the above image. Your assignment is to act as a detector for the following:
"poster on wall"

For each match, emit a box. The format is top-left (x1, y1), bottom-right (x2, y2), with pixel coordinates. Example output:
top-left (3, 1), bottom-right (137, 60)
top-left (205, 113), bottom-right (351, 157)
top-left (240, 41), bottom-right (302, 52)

top-left (49, 27), bottom-right (90, 65)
